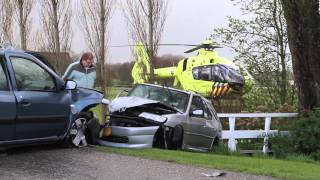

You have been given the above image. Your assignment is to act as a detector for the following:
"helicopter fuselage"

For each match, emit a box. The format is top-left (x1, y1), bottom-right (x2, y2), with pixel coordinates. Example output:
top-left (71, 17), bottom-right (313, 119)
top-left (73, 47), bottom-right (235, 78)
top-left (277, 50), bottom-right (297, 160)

top-left (153, 50), bottom-right (250, 98)
top-left (131, 42), bottom-right (253, 98)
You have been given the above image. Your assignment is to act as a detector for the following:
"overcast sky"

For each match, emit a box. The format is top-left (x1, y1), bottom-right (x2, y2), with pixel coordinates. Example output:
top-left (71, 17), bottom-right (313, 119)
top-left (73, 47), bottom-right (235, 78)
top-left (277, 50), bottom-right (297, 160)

top-left (71, 0), bottom-right (244, 63)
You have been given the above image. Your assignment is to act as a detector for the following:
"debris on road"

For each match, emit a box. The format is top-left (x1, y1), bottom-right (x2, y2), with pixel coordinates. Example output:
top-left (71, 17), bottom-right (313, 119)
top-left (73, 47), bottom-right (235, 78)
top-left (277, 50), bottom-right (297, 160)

top-left (201, 171), bottom-right (225, 177)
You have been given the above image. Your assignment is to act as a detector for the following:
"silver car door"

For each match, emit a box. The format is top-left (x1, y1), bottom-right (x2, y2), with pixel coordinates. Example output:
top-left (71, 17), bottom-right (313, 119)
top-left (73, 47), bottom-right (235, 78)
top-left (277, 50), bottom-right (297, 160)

top-left (201, 99), bottom-right (217, 144)
top-left (184, 96), bottom-right (213, 149)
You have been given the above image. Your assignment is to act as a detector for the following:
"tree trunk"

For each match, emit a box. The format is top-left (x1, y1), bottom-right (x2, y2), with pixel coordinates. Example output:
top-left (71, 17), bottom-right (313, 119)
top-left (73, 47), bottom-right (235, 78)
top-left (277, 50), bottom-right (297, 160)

top-left (281, 0), bottom-right (320, 110)
top-left (18, 0), bottom-right (26, 50)
top-left (100, 0), bottom-right (107, 118)
top-left (148, 0), bottom-right (154, 82)
top-left (273, 0), bottom-right (287, 104)
top-left (52, 0), bottom-right (60, 73)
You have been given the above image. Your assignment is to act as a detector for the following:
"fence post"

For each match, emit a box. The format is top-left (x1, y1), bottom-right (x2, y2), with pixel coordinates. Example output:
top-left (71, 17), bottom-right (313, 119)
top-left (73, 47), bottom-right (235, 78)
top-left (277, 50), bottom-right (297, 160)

top-left (228, 117), bottom-right (236, 152)
top-left (262, 117), bottom-right (271, 154)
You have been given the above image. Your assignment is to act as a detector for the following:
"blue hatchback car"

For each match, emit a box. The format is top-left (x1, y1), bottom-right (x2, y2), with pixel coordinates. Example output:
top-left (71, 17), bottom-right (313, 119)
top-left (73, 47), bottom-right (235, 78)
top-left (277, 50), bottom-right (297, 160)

top-left (0, 46), bottom-right (103, 147)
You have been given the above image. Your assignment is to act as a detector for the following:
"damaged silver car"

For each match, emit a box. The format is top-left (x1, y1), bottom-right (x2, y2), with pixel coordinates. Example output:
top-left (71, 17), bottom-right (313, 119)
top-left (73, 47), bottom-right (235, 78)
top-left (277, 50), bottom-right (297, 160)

top-left (98, 83), bottom-right (222, 152)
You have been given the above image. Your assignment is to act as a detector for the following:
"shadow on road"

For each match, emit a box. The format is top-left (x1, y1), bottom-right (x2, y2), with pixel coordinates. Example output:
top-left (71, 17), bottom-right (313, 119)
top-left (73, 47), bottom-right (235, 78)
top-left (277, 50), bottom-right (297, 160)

top-left (2, 144), bottom-right (65, 155)
top-left (0, 144), bottom-right (88, 179)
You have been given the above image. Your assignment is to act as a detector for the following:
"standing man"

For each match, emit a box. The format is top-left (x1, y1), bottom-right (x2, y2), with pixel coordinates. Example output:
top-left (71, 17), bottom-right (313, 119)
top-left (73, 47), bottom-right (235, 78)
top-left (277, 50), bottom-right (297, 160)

top-left (63, 52), bottom-right (96, 89)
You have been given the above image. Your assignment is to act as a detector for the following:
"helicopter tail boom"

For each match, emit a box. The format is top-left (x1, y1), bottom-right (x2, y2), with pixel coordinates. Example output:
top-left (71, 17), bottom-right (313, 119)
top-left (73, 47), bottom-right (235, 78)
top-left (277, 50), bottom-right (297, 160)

top-left (154, 67), bottom-right (176, 78)
top-left (131, 42), bottom-right (178, 84)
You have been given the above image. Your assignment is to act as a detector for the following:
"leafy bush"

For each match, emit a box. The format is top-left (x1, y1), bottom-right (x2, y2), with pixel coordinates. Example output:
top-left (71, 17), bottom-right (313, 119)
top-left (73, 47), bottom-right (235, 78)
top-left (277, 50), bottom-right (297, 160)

top-left (271, 107), bottom-right (320, 161)
top-left (291, 108), bottom-right (320, 160)
top-left (269, 134), bottom-right (296, 159)
top-left (242, 86), bottom-right (298, 112)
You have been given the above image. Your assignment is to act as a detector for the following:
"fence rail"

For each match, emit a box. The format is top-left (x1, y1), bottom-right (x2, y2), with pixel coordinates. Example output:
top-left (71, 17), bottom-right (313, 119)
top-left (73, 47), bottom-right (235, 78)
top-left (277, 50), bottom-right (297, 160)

top-left (217, 113), bottom-right (298, 154)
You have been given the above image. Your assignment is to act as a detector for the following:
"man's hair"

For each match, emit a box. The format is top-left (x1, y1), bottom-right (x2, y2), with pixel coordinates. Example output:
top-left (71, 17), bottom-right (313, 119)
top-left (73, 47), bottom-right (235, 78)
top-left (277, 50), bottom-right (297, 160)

top-left (81, 52), bottom-right (94, 61)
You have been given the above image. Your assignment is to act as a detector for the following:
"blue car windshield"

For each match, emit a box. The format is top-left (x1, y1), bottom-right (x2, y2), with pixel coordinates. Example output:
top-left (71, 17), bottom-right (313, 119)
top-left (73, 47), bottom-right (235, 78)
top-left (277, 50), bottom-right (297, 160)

top-left (129, 84), bottom-right (189, 112)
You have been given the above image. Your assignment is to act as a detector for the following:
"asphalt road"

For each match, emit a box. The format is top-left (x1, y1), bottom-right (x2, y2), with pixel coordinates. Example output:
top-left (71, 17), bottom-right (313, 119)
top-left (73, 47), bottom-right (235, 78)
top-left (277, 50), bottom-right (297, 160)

top-left (0, 145), bottom-right (280, 180)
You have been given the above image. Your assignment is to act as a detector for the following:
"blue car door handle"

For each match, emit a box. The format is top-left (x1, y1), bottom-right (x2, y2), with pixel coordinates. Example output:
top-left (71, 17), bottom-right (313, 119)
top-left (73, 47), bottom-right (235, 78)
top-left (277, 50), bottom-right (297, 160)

top-left (18, 96), bottom-right (31, 106)
top-left (21, 101), bottom-right (31, 106)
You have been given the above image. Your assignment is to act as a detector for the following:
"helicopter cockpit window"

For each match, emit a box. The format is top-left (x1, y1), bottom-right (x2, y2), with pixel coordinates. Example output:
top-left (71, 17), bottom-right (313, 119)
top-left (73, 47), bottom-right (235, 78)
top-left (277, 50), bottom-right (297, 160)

top-left (192, 68), bottom-right (199, 79)
top-left (199, 66), bottom-right (211, 81)
top-left (192, 66), bottom-right (212, 81)
top-left (192, 64), bottom-right (244, 85)
top-left (211, 66), bottom-right (224, 82)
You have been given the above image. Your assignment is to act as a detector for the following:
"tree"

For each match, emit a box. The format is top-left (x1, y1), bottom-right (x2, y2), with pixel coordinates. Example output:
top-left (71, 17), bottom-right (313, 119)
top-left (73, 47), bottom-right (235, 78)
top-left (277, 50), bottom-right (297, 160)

top-left (122, 0), bottom-right (168, 82)
top-left (78, 0), bottom-right (113, 121)
top-left (13, 0), bottom-right (34, 50)
top-left (78, 0), bottom-right (113, 94)
top-left (212, 0), bottom-right (293, 109)
top-left (0, 0), bottom-right (14, 45)
top-left (280, 0), bottom-right (320, 110)
top-left (41, 0), bottom-right (72, 73)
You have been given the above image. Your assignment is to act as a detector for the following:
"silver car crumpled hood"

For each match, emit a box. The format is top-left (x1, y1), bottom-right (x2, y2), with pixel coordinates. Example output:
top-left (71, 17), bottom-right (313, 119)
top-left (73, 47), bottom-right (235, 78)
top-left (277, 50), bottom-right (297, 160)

top-left (109, 96), bottom-right (159, 112)
top-left (109, 96), bottom-right (178, 124)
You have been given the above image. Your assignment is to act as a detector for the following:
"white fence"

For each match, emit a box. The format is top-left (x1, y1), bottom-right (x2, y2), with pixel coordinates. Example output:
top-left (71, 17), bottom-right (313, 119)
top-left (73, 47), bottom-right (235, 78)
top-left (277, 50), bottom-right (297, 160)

top-left (217, 113), bottom-right (298, 154)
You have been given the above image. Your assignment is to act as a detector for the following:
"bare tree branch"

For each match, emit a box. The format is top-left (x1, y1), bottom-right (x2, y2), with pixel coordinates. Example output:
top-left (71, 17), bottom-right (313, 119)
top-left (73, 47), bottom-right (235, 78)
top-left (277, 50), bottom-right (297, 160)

top-left (77, 0), bottom-right (113, 119)
top-left (0, 0), bottom-right (14, 45)
top-left (122, 0), bottom-right (168, 81)
top-left (40, 0), bottom-right (72, 53)
top-left (13, 0), bottom-right (34, 50)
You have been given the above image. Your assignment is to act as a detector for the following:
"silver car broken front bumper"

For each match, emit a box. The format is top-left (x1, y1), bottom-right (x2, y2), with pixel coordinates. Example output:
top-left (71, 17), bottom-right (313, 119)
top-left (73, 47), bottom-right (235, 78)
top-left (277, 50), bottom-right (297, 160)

top-left (98, 126), bottom-right (159, 148)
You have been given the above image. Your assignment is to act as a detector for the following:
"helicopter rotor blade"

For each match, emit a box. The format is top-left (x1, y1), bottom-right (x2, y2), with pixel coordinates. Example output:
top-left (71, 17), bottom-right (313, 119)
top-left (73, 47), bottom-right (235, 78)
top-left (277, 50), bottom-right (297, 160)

top-left (184, 45), bottom-right (204, 53)
top-left (184, 45), bottom-right (222, 53)
top-left (111, 43), bottom-right (222, 51)
top-left (208, 45), bottom-right (223, 49)
top-left (111, 44), bottom-right (199, 47)
top-left (110, 44), bottom-right (143, 47)
top-left (158, 43), bottom-right (199, 46)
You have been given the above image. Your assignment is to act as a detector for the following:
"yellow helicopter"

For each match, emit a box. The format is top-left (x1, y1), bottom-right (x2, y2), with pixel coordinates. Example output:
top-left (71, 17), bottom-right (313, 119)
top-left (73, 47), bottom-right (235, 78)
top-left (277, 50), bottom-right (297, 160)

top-left (129, 40), bottom-right (253, 98)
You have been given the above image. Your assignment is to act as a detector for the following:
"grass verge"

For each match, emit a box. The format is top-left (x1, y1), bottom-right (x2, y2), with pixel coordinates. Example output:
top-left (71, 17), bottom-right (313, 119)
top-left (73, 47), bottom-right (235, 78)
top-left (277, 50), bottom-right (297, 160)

top-left (96, 146), bottom-right (320, 180)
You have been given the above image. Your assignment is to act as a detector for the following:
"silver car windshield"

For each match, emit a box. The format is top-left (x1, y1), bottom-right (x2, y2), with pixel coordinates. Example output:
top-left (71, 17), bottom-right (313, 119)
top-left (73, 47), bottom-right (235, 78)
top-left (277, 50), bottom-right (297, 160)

top-left (129, 84), bottom-right (189, 112)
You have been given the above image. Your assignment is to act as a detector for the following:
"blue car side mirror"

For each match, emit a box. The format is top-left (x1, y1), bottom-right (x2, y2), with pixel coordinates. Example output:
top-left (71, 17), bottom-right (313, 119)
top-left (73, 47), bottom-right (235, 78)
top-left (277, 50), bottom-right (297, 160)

top-left (65, 80), bottom-right (77, 90)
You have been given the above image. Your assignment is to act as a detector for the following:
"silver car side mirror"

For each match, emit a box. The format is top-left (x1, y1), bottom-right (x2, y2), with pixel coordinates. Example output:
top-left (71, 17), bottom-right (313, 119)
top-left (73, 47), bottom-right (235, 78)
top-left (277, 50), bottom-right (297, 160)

top-left (65, 80), bottom-right (77, 90)
top-left (191, 109), bottom-right (204, 116)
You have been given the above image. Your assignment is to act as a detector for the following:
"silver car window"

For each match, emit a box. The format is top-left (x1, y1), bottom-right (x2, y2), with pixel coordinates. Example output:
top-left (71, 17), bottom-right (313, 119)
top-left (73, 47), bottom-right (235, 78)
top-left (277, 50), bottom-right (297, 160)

top-left (202, 98), bottom-right (214, 120)
top-left (190, 96), bottom-right (205, 118)
top-left (206, 100), bottom-right (219, 121)
top-left (11, 57), bottom-right (56, 91)
top-left (129, 84), bottom-right (189, 112)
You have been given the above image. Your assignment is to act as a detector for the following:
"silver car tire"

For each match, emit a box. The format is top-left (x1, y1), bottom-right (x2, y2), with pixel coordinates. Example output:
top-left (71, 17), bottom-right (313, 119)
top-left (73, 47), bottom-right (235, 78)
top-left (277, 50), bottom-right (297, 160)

top-left (209, 136), bottom-right (220, 151)
top-left (169, 125), bottom-right (183, 150)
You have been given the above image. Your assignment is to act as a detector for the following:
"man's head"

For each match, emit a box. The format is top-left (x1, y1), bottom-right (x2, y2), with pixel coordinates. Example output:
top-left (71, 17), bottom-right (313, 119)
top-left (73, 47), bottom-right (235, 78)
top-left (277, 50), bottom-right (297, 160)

top-left (80, 52), bottom-right (94, 69)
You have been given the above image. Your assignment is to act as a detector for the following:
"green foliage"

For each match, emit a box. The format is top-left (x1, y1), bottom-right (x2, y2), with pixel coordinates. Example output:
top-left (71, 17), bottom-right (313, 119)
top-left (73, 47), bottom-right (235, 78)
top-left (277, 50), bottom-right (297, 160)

top-left (271, 108), bottom-right (320, 161)
top-left (212, 0), bottom-right (295, 108)
top-left (98, 146), bottom-right (320, 180)
top-left (291, 108), bottom-right (320, 161)
top-left (243, 86), bottom-right (277, 111)
top-left (269, 134), bottom-right (296, 159)
top-left (242, 86), bottom-right (297, 112)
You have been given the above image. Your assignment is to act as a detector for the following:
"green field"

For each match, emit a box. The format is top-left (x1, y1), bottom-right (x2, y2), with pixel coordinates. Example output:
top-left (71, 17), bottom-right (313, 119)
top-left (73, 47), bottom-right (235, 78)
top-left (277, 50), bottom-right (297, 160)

top-left (94, 86), bottom-right (320, 179)
top-left (97, 146), bottom-right (320, 180)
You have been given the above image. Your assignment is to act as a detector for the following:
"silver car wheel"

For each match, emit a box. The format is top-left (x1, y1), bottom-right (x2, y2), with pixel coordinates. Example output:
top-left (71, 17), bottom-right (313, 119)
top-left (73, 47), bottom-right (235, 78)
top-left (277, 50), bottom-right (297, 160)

top-left (70, 117), bottom-right (88, 147)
